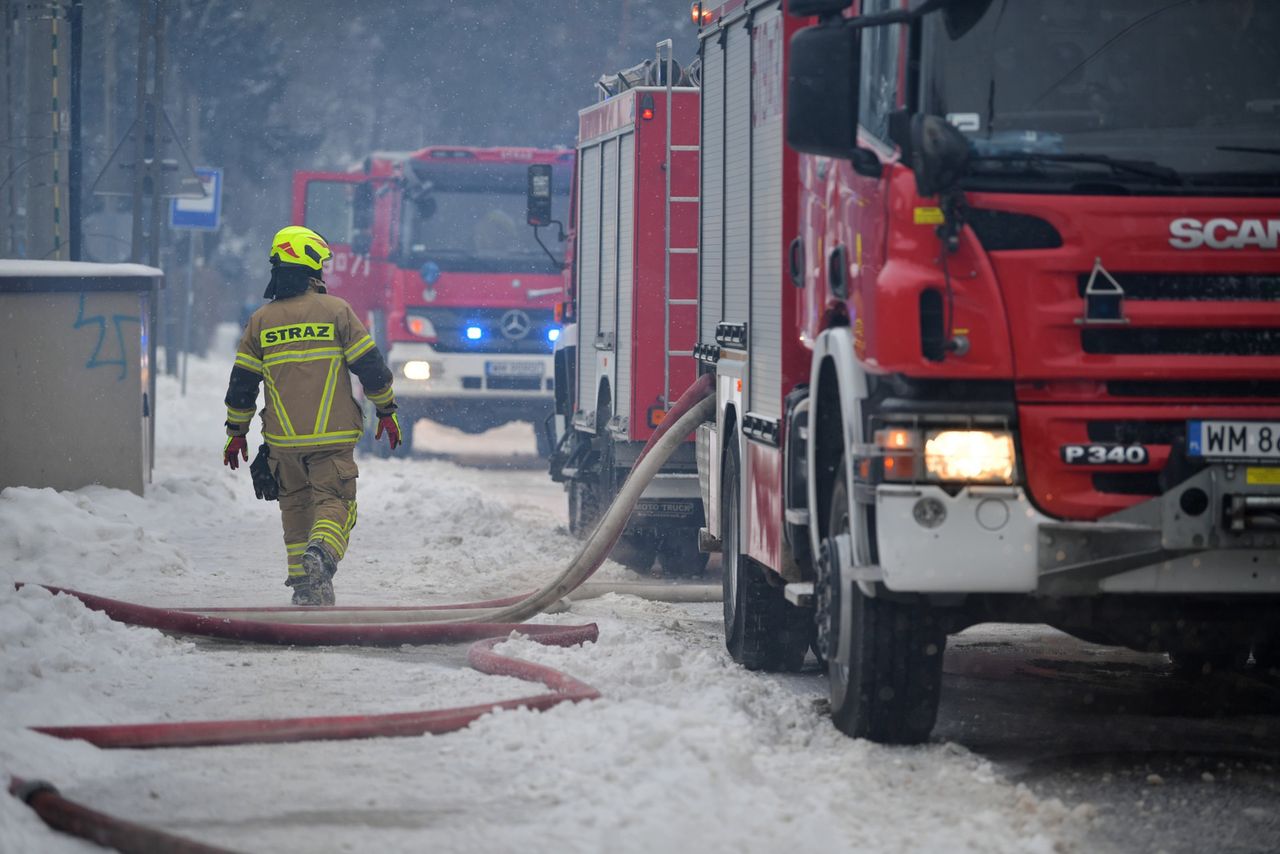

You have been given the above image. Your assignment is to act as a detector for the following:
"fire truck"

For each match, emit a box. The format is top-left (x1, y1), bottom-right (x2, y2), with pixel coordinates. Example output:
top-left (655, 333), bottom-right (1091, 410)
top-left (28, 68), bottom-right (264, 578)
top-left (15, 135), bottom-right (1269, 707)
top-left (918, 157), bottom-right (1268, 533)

top-left (695, 0), bottom-right (1280, 743)
top-left (530, 45), bottom-right (708, 573)
top-left (293, 146), bottom-right (573, 453)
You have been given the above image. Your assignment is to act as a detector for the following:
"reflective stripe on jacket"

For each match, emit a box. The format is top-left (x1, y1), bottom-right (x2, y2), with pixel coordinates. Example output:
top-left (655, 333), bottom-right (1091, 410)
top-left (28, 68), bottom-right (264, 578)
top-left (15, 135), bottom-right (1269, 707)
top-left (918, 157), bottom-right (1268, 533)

top-left (231, 288), bottom-right (388, 451)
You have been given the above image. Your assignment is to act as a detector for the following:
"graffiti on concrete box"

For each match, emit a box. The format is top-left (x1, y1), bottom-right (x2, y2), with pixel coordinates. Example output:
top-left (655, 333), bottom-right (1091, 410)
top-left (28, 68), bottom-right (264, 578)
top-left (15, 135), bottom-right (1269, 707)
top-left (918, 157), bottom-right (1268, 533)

top-left (74, 293), bottom-right (141, 381)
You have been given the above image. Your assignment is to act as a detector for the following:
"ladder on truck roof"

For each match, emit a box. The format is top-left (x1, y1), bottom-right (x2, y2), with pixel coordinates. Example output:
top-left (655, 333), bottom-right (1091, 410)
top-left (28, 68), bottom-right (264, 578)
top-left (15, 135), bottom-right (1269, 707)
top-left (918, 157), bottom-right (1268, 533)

top-left (659, 38), bottom-right (700, 409)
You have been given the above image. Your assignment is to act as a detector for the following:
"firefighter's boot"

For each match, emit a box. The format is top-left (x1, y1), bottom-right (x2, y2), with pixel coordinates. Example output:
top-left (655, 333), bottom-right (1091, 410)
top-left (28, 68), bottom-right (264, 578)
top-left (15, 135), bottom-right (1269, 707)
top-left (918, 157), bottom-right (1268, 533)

top-left (298, 543), bottom-right (338, 606)
top-left (288, 577), bottom-right (327, 607)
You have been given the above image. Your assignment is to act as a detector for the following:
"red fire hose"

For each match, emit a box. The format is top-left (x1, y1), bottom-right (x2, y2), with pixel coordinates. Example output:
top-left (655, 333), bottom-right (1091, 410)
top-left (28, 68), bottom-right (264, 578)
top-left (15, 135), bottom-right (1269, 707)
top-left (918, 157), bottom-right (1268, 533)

top-left (31, 621), bottom-right (599, 749)
top-left (9, 373), bottom-right (716, 851)
top-left (9, 776), bottom-right (239, 854)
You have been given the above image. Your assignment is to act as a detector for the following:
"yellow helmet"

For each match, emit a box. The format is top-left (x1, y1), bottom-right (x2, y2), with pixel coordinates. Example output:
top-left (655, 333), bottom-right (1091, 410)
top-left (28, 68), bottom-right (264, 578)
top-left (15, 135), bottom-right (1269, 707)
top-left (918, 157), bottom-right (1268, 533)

top-left (269, 225), bottom-right (331, 272)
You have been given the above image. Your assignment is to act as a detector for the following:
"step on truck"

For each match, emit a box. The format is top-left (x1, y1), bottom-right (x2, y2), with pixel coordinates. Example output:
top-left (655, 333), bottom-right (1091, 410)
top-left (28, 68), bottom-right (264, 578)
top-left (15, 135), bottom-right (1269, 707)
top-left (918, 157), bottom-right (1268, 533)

top-left (294, 146), bottom-right (573, 455)
top-left (695, 0), bottom-right (1280, 743)
top-left (530, 44), bottom-right (708, 575)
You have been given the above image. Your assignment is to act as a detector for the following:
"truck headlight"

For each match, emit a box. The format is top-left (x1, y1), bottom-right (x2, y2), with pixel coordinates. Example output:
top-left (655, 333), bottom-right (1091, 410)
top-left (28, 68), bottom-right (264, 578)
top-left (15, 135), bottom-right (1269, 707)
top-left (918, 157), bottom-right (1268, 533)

top-left (402, 360), bottom-right (432, 381)
top-left (924, 430), bottom-right (1016, 484)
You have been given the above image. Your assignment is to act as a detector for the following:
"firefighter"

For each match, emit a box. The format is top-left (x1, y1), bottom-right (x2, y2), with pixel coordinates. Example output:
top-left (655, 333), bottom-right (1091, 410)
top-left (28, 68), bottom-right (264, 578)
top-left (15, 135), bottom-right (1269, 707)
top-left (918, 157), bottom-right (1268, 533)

top-left (222, 225), bottom-right (402, 605)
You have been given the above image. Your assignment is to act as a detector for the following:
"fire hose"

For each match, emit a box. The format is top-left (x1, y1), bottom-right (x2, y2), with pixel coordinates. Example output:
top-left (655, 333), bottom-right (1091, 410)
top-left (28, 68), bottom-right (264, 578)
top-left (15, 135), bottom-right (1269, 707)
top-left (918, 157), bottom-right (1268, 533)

top-left (9, 375), bottom-right (716, 852)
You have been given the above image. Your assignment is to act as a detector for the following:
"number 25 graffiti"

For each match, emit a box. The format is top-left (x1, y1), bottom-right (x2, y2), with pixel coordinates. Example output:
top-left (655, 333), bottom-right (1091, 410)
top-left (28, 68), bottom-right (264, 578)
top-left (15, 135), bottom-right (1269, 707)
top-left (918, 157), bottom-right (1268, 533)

top-left (74, 293), bottom-right (140, 381)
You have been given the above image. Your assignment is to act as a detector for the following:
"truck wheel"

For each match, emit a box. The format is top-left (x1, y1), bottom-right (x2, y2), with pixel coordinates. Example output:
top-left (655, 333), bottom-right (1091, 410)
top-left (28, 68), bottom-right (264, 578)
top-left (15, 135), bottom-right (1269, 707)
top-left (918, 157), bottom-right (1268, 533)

top-left (722, 437), bottom-right (809, 672)
top-left (657, 532), bottom-right (710, 577)
top-left (568, 479), bottom-right (604, 539)
top-left (569, 427), bottom-right (614, 539)
top-left (819, 458), bottom-right (945, 744)
top-left (535, 420), bottom-right (554, 459)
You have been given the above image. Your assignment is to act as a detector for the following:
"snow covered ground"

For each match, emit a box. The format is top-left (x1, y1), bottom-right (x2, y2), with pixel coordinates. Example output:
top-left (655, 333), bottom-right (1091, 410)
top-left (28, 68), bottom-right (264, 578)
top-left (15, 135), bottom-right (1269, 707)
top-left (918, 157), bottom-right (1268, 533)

top-left (1, 333), bottom-right (1091, 853)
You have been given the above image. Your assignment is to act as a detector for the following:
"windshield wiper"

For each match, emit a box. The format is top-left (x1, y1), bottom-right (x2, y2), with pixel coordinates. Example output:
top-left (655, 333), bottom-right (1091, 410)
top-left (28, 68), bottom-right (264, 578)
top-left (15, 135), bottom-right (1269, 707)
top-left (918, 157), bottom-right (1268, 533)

top-left (969, 153), bottom-right (1183, 185)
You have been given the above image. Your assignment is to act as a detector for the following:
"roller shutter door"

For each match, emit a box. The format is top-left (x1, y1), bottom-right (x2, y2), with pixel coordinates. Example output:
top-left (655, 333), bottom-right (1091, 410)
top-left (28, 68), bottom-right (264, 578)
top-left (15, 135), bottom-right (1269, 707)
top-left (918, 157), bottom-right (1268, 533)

top-left (698, 35), bottom-right (724, 343)
top-left (722, 22), bottom-right (751, 326)
top-left (599, 137), bottom-right (619, 387)
top-left (615, 133), bottom-right (636, 422)
top-left (576, 143), bottom-right (601, 423)
top-left (749, 5), bottom-right (783, 419)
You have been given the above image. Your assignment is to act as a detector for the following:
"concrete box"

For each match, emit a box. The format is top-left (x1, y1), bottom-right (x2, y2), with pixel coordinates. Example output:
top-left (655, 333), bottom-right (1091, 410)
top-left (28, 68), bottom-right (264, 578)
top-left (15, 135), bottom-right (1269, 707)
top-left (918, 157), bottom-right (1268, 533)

top-left (0, 261), bottom-right (163, 495)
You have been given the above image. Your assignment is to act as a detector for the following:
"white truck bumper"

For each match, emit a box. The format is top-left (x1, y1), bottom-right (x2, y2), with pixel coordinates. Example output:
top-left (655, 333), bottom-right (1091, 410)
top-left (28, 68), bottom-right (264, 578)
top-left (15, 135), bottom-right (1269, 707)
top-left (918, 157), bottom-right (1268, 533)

top-left (388, 342), bottom-right (553, 401)
top-left (874, 474), bottom-right (1280, 596)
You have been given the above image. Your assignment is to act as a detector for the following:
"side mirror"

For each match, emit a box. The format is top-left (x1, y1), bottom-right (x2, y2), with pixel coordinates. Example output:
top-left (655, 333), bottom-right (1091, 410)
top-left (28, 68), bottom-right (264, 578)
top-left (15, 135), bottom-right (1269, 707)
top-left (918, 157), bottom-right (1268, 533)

top-left (352, 230), bottom-right (372, 257)
top-left (786, 23), bottom-right (859, 159)
top-left (353, 181), bottom-right (374, 231)
top-left (527, 164), bottom-right (554, 227)
top-left (786, 0), bottom-right (852, 16)
top-left (908, 114), bottom-right (971, 198)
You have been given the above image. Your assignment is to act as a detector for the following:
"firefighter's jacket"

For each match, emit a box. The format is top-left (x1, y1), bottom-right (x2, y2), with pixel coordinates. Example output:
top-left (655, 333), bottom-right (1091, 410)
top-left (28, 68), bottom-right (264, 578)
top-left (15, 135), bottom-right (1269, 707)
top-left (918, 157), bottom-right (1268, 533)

top-left (224, 282), bottom-right (395, 451)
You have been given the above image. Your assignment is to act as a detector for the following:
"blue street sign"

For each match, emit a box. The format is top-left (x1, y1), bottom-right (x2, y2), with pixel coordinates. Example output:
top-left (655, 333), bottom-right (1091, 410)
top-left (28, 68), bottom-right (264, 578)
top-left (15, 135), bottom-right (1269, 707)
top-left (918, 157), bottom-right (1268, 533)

top-left (169, 167), bottom-right (222, 231)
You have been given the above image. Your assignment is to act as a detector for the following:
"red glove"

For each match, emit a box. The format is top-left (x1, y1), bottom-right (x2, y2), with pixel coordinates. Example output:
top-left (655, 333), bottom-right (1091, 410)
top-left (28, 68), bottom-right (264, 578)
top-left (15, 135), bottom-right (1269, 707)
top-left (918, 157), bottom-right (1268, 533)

top-left (375, 412), bottom-right (401, 451)
top-left (223, 435), bottom-right (249, 469)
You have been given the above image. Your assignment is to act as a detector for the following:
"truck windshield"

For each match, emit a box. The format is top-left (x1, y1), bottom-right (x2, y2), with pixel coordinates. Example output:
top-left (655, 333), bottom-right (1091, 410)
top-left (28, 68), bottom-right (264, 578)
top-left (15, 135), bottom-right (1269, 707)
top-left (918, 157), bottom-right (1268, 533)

top-left (924, 0), bottom-right (1280, 190)
top-left (398, 160), bottom-right (570, 273)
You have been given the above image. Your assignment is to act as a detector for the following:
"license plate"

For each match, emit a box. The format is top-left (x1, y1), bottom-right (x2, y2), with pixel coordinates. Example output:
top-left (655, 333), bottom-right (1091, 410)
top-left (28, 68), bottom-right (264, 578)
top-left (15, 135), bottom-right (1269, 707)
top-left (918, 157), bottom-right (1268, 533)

top-left (1187, 420), bottom-right (1280, 460)
top-left (485, 360), bottom-right (544, 377)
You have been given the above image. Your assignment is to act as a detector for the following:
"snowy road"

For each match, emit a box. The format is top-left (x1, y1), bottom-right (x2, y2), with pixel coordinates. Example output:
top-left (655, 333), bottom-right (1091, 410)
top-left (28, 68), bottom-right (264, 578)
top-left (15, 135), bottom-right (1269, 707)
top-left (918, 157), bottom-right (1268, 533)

top-left (2, 351), bottom-right (1277, 853)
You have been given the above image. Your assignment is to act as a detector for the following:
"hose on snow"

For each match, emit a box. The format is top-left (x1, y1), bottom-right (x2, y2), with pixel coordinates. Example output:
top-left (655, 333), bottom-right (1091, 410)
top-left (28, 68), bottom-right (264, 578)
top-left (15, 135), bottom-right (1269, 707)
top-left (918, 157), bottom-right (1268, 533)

top-left (8, 776), bottom-right (239, 854)
top-left (12, 375), bottom-right (717, 851)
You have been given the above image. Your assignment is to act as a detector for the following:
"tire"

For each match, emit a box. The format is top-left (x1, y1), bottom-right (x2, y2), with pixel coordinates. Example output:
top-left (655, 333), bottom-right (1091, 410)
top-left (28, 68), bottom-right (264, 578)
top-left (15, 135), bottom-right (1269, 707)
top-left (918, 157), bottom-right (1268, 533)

top-left (820, 457), bottom-right (945, 744)
top-left (567, 478), bottom-right (604, 540)
top-left (568, 427), bottom-right (613, 540)
top-left (657, 531), bottom-right (710, 577)
top-left (722, 436), bottom-right (810, 672)
top-left (535, 418), bottom-right (554, 459)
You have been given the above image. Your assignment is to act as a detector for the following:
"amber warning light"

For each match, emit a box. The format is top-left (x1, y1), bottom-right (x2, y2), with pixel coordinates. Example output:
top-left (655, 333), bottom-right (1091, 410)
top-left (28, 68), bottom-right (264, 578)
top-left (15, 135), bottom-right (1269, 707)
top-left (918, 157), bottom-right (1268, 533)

top-left (691, 2), bottom-right (713, 25)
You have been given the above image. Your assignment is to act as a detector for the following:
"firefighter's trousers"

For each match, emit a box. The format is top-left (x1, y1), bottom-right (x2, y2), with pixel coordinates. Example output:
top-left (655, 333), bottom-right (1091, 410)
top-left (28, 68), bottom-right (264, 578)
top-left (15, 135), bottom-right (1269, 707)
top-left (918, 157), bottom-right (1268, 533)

top-left (268, 446), bottom-right (359, 584)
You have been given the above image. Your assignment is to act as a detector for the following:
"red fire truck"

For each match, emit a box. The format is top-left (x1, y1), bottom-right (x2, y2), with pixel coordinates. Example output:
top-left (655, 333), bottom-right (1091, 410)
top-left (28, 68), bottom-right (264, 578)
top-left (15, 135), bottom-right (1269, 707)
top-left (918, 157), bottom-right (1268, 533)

top-left (293, 146), bottom-right (573, 453)
top-left (695, 0), bottom-right (1280, 743)
top-left (532, 45), bottom-right (707, 573)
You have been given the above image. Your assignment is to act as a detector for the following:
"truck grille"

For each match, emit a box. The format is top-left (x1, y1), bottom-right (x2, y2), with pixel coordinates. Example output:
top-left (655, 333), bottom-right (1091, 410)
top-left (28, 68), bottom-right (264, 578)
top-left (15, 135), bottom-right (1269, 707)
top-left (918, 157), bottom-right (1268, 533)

top-left (1106, 380), bottom-right (1280, 399)
top-left (1085, 420), bottom-right (1183, 445)
top-left (1082, 328), bottom-right (1280, 356)
top-left (1076, 272), bottom-right (1280, 301)
top-left (1019, 404), bottom-right (1280, 518)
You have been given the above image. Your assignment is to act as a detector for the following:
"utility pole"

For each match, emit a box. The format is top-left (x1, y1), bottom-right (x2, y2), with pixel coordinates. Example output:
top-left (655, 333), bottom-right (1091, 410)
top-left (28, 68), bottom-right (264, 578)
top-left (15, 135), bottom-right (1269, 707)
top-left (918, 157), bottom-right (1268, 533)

top-left (126, 0), bottom-right (178, 373)
top-left (21, 0), bottom-right (71, 261)
top-left (130, 0), bottom-right (165, 268)
top-left (103, 0), bottom-right (115, 164)
top-left (68, 0), bottom-right (82, 260)
top-left (0, 0), bottom-right (13, 257)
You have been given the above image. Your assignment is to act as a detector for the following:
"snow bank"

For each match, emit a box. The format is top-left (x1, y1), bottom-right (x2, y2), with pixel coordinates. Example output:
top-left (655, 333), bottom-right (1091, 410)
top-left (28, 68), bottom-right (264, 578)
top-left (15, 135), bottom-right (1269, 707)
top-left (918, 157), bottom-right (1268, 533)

top-left (0, 341), bottom-right (1088, 853)
top-left (0, 486), bottom-right (192, 587)
top-left (0, 583), bottom-right (181, 854)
